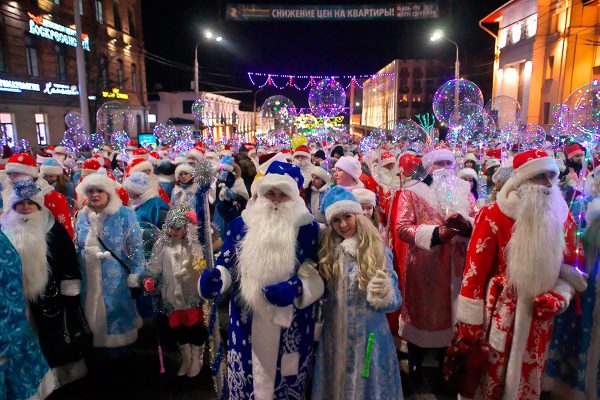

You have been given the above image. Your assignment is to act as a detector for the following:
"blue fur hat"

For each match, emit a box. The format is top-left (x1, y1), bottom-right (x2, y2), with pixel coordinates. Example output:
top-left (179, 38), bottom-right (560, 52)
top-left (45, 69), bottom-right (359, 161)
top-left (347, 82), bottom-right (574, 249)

top-left (257, 161), bottom-right (304, 198)
top-left (40, 158), bottom-right (64, 176)
top-left (265, 161), bottom-right (304, 189)
top-left (320, 186), bottom-right (363, 224)
top-left (10, 180), bottom-right (44, 210)
top-left (220, 155), bottom-right (234, 172)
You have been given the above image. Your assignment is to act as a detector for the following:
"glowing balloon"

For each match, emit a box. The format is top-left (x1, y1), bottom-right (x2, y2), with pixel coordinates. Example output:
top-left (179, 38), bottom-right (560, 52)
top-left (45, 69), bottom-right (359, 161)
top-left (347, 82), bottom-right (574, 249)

top-left (191, 97), bottom-right (206, 122)
top-left (65, 112), bottom-right (84, 129)
top-left (109, 130), bottom-right (130, 153)
top-left (563, 80), bottom-right (600, 144)
top-left (96, 101), bottom-right (134, 135)
top-left (260, 96), bottom-right (297, 136)
top-left (308, 78), bottom-right (347, 118)
top-left (432, 79), bottom-right (484, 126)
top-left (124, 222), bottom-right (160, 266)
top-left (484, 95), bottom-right (521, 131)
top-left (291, 134), bottom-right (308, 149)
top-left (517, 124), bottom-right (547, 150)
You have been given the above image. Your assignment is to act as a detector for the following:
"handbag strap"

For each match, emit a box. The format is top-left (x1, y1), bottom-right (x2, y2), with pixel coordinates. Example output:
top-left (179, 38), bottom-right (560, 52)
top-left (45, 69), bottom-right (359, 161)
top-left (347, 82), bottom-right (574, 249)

top-left (97, 235), bottom-right (131, 274)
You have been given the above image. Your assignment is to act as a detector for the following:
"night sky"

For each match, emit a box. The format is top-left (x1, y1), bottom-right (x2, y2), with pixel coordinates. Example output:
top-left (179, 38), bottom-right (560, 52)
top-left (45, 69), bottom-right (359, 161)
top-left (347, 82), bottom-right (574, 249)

top-left (141, 0), bottom-right (506, 110)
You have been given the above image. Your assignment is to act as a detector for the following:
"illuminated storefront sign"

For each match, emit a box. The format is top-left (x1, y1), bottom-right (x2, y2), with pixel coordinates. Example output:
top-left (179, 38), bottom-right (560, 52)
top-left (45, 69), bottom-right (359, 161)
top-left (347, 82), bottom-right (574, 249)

top-left (294, 114), bottom-right (344, 129)
top-left (0, 78), bottom-right (41, 93)
top-left (43, 82), bottom-right (79, 96)
top-left (102, 88), bottom-right (129, 100)
top-left (28, 12), bottom-right (91, 51)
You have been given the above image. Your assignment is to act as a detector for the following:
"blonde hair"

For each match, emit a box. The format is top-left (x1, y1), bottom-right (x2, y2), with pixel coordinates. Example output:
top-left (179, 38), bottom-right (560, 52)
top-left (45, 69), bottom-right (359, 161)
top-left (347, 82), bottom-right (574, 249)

top-left (318, 214), bottom-right (386, 291)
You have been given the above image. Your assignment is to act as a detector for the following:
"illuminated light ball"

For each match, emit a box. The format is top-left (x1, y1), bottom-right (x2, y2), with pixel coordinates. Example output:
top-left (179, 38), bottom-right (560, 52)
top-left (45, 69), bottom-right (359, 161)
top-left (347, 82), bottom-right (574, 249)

top-left (260, 95), bottom-right (297, 136)
top-left (499, 121), bottom-right (521, 149)
top-left (517, 123), bottom-right (547, 150)
top-left (65, 112), bottom-right (84, 129)
top-left (552, 103), bottom-right (569, 125)
top-left (484, 95), bottom-right (521, 131)
top-left (563, 80), bottom-right (600, 143)
top-left (447, 103), bottom-right (484, 137)
top-left (61, 127), bottom-right (87, 153)
top-left (90, 133), bottom-right (105, 149)
top-left (308, 78), bottom-right (347, 118)
top-left (191, 97), bottom-right (206, 122)
top-left (96, 101), bottom-right (134, 135)
top-left (109, 130), bottom-right (130, 153)
top-left (432, 79), bottom-right (484, 126)
top-left (359, 135), bottom-right (377, 155)
top-left (123, 222), bottom-right (160, 265)
top-left (172, 126), bottom-right (194, 155)
top-left (291, 134), bottom-right (308, 150)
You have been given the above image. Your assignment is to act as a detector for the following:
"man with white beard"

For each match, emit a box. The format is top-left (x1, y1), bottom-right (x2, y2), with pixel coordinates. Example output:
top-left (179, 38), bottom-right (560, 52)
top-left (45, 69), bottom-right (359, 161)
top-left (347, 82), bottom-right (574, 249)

top-left (292, 145), bottom-right (314, 189)
top-left (198, 161), bottom-right (324, 400)
top-left (394, 143), bottom-right (477, 387)
top-left (455, 149), bottom-right (586, 400)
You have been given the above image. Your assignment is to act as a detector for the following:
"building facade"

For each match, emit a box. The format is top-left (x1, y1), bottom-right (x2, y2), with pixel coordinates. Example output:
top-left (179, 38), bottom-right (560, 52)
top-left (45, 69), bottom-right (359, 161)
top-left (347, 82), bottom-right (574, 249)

top-left (0, 0), bottom-right (148, 148)
top-left (361, 59), bottom-right (448, 129)
top-left (147, 91), bottom-right (256, 143)
top-left (481, 0), bottom-right (600, 126)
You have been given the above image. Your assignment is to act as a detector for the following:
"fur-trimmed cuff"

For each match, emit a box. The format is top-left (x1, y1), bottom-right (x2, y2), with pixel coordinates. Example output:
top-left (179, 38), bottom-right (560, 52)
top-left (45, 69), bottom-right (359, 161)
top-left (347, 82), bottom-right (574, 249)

top-left (269, 305), bottom-right (294, 328)
top-left (127, 274), bottom-right (140, 288)
top-left (552, 278), bottom-right (575, 314)
top-left (414, 224), bottom-right (438, 251)
top-left (559, 264), bottom-right (588, 293)
top-left (457, 295), bottom-right (484, 325)
top-left (293, 262), bottom-right (325, 309)
top-left (217, 266), bottom-right (232, 294)
top-left (60, 279), bottom-right (81, 296)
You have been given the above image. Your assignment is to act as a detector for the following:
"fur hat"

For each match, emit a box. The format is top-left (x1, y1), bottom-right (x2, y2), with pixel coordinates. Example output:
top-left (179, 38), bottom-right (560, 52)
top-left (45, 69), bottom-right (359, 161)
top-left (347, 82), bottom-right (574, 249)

top-left (173, 156), bottom-right (187, 165)
top-left (40, 158), bottom-right (63, 176)
top-left (335, 156), bottom-right (362, 181)
top-left (380, 151), bottom-right (396, 168)
top-left (123, 171), bottom-right (151, 195)
top-left (187, 145), bottom-right (205, 162)
top-left (512, 149), bottom-right (559, 187)
top-left (314, 149), bottom-right (325, 160)
top-left (126, 157), bottom-right (153, 177)
top-left (220, 155), bottom-right (235, 173)
top-left (421, 143), bottom-right (455, 170)
top-left (457, 167), bottom-right (478, 181)
top-left (175, 163), bottom-right (194, 179)
top-left (321, 186), bottom-right (363, 224)
top-left (463, 153), bottom-right (478, 164)
top-left (293, 145), bottom-right (311, 159)
top-left (257, 161), bottom-right (304, 198)
top-left (130, 148), bottom-right (149, 162)
top-left (5, 153), bottom-right (39, 178)
top-left (81, 158), bottom-right (102, 179)
top-left (352, 188), bottom-right (376, 207)
top-left (126, 139), bottom-right (138, 151)
top-left (53, 146), bottom-right (67, 156)
top-left (566, 143), bottom-right (585, 160)
top-left (310, 165), bottom-right (331, 184)
top-left (9, 180), bottom-right (45, 210)
top-left (80, 172), bottom-right (118, 196)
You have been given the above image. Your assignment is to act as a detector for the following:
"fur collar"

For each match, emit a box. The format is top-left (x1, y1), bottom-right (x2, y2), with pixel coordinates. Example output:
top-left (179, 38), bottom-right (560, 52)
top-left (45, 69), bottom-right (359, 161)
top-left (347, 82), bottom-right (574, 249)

top-left (337, 236), bottom-right (358, 257)
top-left (311, 184), bottom-right (329, 194)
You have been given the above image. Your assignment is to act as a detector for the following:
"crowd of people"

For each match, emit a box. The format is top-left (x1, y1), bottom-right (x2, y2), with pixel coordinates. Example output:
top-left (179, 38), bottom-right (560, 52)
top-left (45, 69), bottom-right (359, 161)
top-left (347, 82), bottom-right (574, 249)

top-left (0, 137), bottom-right (597, 400)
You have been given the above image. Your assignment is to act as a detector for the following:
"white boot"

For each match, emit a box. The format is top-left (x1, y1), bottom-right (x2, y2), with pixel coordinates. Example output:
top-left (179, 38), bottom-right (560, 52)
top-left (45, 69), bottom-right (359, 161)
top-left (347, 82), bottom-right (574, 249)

top-left (177, 344), bottom-right (192, 376)
top-left (186, 344), bottom-right (204, 377)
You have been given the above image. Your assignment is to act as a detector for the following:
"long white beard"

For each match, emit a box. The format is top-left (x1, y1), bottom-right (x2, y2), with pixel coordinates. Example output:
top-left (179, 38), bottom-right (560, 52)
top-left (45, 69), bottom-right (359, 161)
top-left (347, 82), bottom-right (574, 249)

top-left (430, 169), bottom-right (471, 218)
top-left (506, 183), bottom-right (568, 299)
top-left (3, 211), bottom-right (49, 301)
top-left (378, 167), bottom-right (399, 188)
top-left (237, 196), bottom-right (304, 313)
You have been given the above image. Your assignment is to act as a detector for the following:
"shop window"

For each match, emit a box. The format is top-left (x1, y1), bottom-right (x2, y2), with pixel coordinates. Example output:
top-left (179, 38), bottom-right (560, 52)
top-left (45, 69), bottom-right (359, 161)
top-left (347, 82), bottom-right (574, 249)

top-left (35, 114), bottom-right (49, 146)
top-left (0, 113), bottom-right (16, 146)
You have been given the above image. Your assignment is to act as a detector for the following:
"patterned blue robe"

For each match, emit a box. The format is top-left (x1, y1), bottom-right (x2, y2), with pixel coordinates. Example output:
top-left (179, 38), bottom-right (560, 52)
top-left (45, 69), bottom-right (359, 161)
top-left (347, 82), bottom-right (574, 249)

top-left (75, 202), bottom-right (145, 348)
top-left (0, 231), bottom-right (56, 400)
top-left (217, 215), bottom-right (321, 399)
top-left (312, 247), bottom-right (403, 400)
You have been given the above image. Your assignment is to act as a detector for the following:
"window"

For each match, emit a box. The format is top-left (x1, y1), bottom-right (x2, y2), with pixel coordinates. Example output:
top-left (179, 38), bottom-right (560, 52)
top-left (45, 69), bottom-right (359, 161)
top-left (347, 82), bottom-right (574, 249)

top-left (26, 47), bottom-right (39, 77)
top-left (99, 56), bottom-right (108, 88)
top-left (0, 113), bottom-right (16, 146)
top-left (131, 63), bottom-right (137, 91)
top-left (182, 100), bottom-right (194, 114)
top-left (546, 56), bottom-right (554, 80)
top-left (79, 0), bottom-right (84, 15)
top-left (543, 102), bottom-right (551, 125)
top-left (56, 45), bottom-right (67, 81)
top-left (35, 114), bottom-right (49, 146)
top-left (95, 0), bottom-right (104, 23)
top-left (0, 41), bottom-right (5, 72)
top-left (113, 1), bottom-right (122, 31)
top-left (128, 9), bottom-right (136, 37)
top-left (116, 59), bottom-right (123, 88)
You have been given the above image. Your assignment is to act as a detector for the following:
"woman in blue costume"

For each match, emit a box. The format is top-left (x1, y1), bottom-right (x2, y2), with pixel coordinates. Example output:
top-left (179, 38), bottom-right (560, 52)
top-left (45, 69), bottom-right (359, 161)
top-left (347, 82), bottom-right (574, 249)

top-left (312, 186), bottom-right (403, 400)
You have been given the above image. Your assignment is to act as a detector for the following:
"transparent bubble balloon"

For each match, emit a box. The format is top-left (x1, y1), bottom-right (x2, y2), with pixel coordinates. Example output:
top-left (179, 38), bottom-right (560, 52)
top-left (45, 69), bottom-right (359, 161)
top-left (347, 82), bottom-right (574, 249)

top-left (124, 222), bottom-right (161, 267)
top-left (61, 127), bottom-right (87, 153)
top-left (191, 97), bottom-right (206, 122)
top-left (260, 95), bottom-right (297, 136)
top-left (109, 130), bottom-right (130, 153)
top-left (96, 101), bottom-right (134, 135)
top-left (552, 103), bottom-right (569, 125)
top-left (171, 126), bottom-right (194, 155)
top-left (308, 78), bottom-right (347, 118)
top-left (563, 80), bottom-right (600, 144)
top-left (447, 103), bottom-right (485, 142)
top-left (432, 79), bottom-right (484, 126)
top-left (65, 112), bottom-right (84, 129)
top-left (89, 133), bottom-right (105, 149)
top-left (464, 111), bottom-right (497, 146)
top-left (499, 121), bottom-right (521, 150)
top-left (484, 95), bottom-right (521, 131)
top-left (517, 123), bottom-right (547, 150)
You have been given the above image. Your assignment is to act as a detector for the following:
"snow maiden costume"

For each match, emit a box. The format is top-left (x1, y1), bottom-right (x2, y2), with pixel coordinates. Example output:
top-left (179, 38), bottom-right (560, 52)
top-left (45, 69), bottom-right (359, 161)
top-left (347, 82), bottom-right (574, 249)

top-left (199, 161), bottom-right (324, 399)
top-left (74, 173), bottom-right (145, 349)
top-left (1, 181), bottom-right (88, 388)
top-left (311, 186), bottom-right (403, 400)
top-left (0, 230), bottom-right (56, 400)
top-left (170, 163), bottom-right (198, 206)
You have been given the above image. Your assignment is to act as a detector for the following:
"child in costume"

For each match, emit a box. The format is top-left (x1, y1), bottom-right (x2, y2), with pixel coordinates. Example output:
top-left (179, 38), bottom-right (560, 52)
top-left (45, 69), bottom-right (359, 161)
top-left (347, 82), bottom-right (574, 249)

top-left (171, 163), bottom-right (197, 206)
top-left (143, 204), bottom-right (207, 377)
top-left (312, 186), bottom-right (403, 400)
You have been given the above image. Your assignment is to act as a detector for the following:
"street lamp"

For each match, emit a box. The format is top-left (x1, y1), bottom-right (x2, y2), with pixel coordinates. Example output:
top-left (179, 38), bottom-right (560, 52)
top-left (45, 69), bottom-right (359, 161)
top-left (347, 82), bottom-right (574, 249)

top-left (430, 29), bottom-right (460, 81)
top-left (194, 30), bottom-right (224, 99)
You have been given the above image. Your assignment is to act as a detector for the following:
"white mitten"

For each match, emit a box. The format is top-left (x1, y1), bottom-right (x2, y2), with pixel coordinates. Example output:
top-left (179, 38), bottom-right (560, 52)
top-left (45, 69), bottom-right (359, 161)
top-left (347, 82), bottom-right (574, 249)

top-left (96, 251), bottom-right (111, 259)
top-left (366, 270), bottom-right (393, 309)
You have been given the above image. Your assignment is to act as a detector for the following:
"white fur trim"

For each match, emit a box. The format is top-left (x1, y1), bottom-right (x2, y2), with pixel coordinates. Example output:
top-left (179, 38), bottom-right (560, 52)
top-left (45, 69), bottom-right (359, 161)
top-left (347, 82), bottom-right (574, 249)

top-left (218, 266), bottom-right (232, 294)
top-left (30, 369), bottom-right (58, 400)
top-left (80, 173), bottom-right (117, 195)
top-left (310, 165), bottom-right (330, 183)
top-left (559, 264), bottom-right (588, 293)
top-left (456, 295), bottom-right (484, 325)
top-left (457, 167), bottom-right (478, 181)
top-left (397, 319), bottom-right (454, 348)
top-left (421, 149), bottom-right (455, 170)
top-left (250, 307), bottom-right (282, 400)
top-left (257, 173), bottom-right (299, 198)
top-left (280, 352), bottom-right (300, 377)
top-left (512, 156), bottom-right (559, 187)
top-left (324, 199), bottom-right (363, 224)
top-left (60, 279), bottom-right (81, 296)
top-left (352, 188), bottom-right (376, 206)
top-left (127, 274), bottom-right (139, 288)
top-left (404, 181), bottom-right (439, 211)
top-left (366, 272), bottom-right (394, 309)
top-left (552, 278), bottom-right (575, 313)
top-left (186, 148), bottom-right (204, 162)
top-left (463, 153), bottom-right (477, 163)
top-left (293, 262), bottom-right (325, 309)
top-left (293, 150), bottom-right (311, 159)
top-left (502, 298), bottom-right (533, 400)
top-left (414, 224), bottom-right (437, 251)
top-left (128, 160), bottom-right (153, 174)
top-left (175, 163), bottom-right (194, 178)
top-left (40, 165), bottom-right (63, 176)
top-left (5, 162), bottom-right (38, 177)
top-left (586, 198), bottom-right (600, 225)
